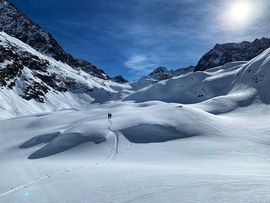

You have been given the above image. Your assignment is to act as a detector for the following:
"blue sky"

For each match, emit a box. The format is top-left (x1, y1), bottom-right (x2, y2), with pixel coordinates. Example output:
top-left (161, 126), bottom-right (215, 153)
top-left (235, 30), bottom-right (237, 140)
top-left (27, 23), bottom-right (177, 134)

top-left (10, 0), bottom-right (270, 80)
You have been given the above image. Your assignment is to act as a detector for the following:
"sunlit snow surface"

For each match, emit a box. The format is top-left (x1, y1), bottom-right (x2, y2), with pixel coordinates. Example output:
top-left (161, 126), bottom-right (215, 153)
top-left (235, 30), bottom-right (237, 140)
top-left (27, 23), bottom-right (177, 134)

top-left (1, 33), bottom-right (270, 202)
top-left (0, 100), bottom-right (270, 203)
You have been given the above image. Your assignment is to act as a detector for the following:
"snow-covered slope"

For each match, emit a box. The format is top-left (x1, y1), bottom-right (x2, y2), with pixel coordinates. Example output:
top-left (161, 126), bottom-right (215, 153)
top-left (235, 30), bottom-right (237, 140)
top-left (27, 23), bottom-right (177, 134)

top-left (125, 48), bottom-right (270, 110)
top-left (1, 96), bottom-right (270, 202)
top-left (0, 31), bottom-right (130, 118)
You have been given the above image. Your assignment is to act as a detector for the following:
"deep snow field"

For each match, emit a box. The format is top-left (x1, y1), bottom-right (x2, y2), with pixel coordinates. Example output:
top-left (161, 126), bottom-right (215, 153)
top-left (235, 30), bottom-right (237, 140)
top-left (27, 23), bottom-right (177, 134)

top-left (0, 100), bottom-right (270, 203)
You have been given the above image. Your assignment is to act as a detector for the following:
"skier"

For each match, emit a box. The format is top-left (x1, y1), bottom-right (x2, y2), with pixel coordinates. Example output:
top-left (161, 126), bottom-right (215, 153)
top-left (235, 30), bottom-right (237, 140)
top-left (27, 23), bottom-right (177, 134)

top-left (108, 113), bottom-right (112, 120)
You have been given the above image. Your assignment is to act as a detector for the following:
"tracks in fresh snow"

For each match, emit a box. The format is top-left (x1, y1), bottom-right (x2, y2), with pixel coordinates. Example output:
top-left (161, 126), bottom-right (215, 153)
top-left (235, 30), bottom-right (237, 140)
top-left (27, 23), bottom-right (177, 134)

top-left (0, 119), bottom-right (121, 198)
top-left (0, 134), bottom-right (120, 199)
top-left (100, 119), bottom-right (120, 164)
top-left (0, 165), bottom-right (83, 198)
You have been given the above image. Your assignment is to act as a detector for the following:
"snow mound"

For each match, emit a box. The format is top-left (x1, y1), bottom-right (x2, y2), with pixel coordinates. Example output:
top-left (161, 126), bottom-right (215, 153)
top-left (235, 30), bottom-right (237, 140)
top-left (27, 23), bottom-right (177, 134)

top-left (28, 132), bottom-right (106, 159)
top-left (121, 124), bottom-right (198, 143)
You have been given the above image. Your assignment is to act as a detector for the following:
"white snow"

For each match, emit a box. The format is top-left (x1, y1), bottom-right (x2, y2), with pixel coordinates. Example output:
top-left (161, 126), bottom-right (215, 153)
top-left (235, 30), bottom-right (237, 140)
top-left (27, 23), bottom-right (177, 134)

top-left (0, 100), bottom-right (270, 203)
top-left (0, 33), bottom-right (270, 202)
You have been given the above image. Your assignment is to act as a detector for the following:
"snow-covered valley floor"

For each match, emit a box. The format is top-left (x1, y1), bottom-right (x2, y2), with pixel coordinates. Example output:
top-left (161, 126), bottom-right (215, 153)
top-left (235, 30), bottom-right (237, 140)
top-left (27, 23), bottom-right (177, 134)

top-left (1, 101), bottom-right (270, 203)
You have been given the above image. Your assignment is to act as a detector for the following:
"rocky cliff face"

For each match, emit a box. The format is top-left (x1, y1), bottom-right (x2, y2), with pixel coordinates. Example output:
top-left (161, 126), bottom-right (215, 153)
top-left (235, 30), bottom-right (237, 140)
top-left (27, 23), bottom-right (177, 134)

top-left (0, 32), bottom-right (109, 103)
top-left (195, 37), bottom-right (270, 72)
top-left (0, 0), bottom-right (108, 79)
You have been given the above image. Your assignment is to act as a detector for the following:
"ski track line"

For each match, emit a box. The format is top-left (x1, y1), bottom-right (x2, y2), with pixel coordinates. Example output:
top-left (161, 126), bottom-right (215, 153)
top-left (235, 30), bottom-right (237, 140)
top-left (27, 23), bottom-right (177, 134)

top-left (0, 165), bottom-right (82, 198)
top-left (0, 120), bottom-right (123, 198)
top-left (104, 119), bottom-right (119, 162)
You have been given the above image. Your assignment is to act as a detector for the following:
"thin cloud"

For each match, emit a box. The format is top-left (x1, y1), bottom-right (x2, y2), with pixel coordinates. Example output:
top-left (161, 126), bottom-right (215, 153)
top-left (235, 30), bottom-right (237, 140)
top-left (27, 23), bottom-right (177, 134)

top-left (124, 55), bottom-right (156, 71)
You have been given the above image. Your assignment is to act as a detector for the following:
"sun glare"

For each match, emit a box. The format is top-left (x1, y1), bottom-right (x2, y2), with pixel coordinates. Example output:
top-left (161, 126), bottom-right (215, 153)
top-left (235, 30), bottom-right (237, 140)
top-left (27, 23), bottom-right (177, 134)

top-left (229, 1), bottom-right (251, 23)
top-left (226, 0), bottom-right (253, 28)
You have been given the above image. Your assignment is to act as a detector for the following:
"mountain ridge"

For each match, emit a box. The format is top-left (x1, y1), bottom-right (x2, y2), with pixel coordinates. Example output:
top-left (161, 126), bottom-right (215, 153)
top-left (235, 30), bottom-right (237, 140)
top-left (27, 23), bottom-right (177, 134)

top-left (195, 37), bottom-right (270, 71)
top-left (0, 0), bottom-right (109, 80)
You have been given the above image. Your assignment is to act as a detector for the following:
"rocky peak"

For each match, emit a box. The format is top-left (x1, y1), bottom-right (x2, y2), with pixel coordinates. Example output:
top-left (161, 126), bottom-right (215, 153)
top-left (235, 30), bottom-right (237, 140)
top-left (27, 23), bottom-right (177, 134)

top-left (148, 66), bottom-right (173, 81)
top-left (149, 67), bottom-right (169, 75)
top-left (0, 0), bottom-right (108, 79)
top-left (195, 37), bottom-right (270, 72)
top-left (111, 75), bottom-right (128, 84)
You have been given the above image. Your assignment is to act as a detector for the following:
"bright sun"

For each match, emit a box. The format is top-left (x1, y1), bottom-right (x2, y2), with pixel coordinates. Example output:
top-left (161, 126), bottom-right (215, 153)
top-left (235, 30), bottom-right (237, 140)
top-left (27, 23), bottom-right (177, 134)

top-left (226, 1), bottom-right (253, 27)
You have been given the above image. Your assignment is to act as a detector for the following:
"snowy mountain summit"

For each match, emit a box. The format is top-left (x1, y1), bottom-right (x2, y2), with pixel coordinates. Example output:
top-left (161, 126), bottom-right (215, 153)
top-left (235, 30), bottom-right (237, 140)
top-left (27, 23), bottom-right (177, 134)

top-left (195, 37), bottom-right (270, 71)
top-left (148, 66), bottom-right (173, 81)
top-left (131, 66), bottom-right (194, 90)
top-left (0, 0), bottom-right (108, 80)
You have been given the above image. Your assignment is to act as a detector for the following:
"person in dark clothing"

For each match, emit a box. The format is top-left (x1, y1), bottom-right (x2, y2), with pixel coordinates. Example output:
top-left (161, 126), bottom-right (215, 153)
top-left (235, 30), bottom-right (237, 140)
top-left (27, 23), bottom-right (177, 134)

top-left (108, 113), bottom-right (112, 120)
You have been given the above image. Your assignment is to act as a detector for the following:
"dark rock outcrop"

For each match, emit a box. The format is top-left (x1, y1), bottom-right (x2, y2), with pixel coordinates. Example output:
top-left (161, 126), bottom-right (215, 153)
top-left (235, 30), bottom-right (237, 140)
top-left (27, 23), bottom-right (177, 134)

top-left (195, 37), bottom-right (270, 72)
top-left (111, 75), bottom-right (128, 84)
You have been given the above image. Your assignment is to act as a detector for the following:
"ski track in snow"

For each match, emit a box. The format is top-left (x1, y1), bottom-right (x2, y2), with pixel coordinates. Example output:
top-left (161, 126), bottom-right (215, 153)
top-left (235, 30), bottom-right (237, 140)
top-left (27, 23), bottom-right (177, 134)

top-left (0, 120), bottom-right (122, 199)
top-left (0, 165), bottom-right (83, 198)
top-left (100, 119), bottom-right (120, 164)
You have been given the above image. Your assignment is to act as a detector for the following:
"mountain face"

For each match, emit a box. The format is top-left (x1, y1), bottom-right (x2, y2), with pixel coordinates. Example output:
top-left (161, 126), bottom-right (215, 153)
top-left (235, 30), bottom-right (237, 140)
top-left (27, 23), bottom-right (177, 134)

top-left (111, 75), bottom-right (128, 84)
top-left (148, 66), bottom-right (173, 81)
top-left (0, 0), bottom-right (108, 80)
top-left (0, 31), bottom-right (129, 117)
top-left (195, 37), bottom-right (270, 72)
top-left (171, 66), bottom-right (195, 76)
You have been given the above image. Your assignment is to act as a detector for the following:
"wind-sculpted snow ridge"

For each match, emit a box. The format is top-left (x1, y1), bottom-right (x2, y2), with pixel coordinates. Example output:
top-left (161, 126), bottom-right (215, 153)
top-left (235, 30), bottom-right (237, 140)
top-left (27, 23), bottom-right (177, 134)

top-left (0, 32), bottom-right (131, 119)
top-left (15, 101), bottom-right (217, 159)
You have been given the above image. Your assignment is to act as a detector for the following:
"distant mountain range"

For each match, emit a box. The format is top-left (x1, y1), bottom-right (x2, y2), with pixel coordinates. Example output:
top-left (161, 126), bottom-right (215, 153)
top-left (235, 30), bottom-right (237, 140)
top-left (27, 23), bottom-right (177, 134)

top-left (131, 66), bottom-right (194, 90)
top-left (132, 37), bottom-right (270, 88)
